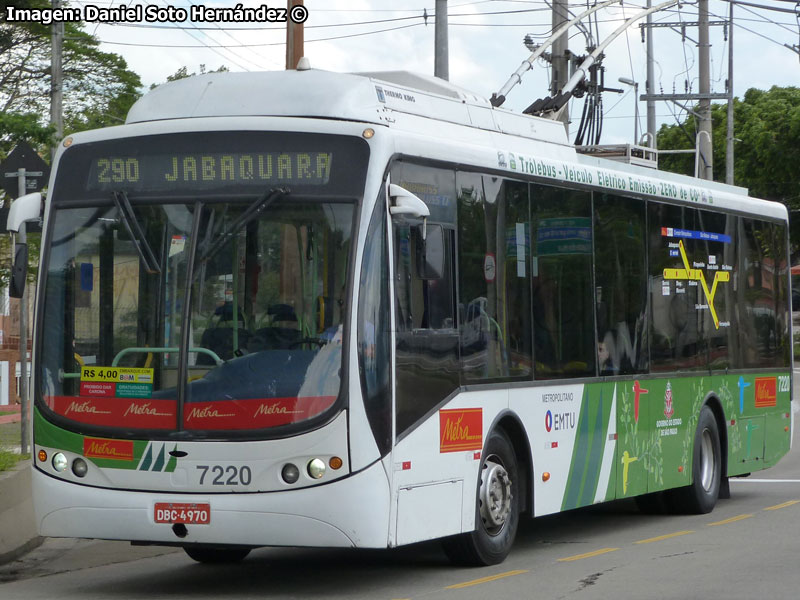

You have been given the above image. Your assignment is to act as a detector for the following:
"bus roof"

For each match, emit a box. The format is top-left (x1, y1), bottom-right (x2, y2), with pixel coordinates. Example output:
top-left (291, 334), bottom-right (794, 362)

top-left (124, 69), bottom-right (786, 222)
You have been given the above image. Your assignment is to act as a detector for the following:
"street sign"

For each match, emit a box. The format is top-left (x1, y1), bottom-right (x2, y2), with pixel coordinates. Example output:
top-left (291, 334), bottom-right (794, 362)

top-left (0, 141), bottom-right (50, 198)
top-left (0, 141), bottom-right (48, 233)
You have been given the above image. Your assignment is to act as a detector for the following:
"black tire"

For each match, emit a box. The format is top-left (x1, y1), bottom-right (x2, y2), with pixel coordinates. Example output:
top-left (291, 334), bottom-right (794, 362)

top-left (442, 429), bottom-right (519, 566)
top-left (669, 406), bottom-right (721, 514)
top-left (183, 546), bottom-right (251, 564)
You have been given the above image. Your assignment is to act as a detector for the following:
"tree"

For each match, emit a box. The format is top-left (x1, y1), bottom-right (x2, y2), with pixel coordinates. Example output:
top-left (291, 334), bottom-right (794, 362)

top-left (657, 86), bottom-right (800, 210)
top-left (1, 0), bottom-right (143, 156)
top-left (149, 64), bottom-right (230, 90)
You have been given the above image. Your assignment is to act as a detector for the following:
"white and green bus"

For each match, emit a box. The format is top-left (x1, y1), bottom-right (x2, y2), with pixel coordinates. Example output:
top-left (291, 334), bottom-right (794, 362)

top-left (12, 69), bottom-right (792, 566)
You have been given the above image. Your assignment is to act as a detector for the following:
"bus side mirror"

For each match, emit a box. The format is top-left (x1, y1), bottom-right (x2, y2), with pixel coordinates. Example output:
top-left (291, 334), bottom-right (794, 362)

top-left (7, 192), bottom-right (42, 233)
top-left (9, 242), bottom-right (28, 299)
top-left (389, 183), bottom-right (430, 238)
top-left (416, 224), bottom-right (444, 280)
top-left (6, 192), bottom-right (42, 299)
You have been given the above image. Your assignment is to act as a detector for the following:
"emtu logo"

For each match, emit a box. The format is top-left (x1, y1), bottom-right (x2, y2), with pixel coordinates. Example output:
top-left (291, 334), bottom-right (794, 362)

top-left (545, 410), bottom-right (553, 432)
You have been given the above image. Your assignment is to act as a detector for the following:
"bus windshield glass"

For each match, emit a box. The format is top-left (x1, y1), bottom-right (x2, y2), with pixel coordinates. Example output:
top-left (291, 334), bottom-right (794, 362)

top-left (38, 131), bottom-right (368, 436)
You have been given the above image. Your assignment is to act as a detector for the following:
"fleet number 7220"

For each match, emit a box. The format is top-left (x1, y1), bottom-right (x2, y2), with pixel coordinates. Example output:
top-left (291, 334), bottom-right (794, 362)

top-left (196, 465), bottom-right (252, 486)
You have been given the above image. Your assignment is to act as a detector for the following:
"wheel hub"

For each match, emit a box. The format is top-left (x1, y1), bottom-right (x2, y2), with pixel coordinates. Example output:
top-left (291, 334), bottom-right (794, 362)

top-left (479, 459), bottom-right (512, 532)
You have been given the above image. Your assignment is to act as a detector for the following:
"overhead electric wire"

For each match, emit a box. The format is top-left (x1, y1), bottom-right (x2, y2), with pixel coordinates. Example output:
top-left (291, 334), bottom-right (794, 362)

top-left (153, 0), bottom-right (253, 70)
top-left (96, 22), bottom-right (426, 48)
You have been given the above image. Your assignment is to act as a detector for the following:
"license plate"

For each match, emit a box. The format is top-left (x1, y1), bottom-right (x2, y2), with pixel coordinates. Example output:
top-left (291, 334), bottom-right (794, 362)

top-left (154, 502), bottom-right (211, 525)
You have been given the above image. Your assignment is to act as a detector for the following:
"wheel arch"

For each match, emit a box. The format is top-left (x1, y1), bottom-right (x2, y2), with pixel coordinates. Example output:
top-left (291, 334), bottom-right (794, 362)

top-left (487, 410), bottom-right (533, 517)
top-left (702, 392), bottom-right (728, 481)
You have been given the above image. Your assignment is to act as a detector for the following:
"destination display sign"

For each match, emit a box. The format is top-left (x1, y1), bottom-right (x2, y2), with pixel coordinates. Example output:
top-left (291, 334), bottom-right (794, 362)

top-left (87, 151), bottom-right (333, 191)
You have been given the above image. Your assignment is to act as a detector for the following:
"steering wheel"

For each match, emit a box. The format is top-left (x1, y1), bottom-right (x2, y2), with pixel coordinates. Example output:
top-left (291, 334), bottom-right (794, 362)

top-left (289, 337), bottom-right (327, 349)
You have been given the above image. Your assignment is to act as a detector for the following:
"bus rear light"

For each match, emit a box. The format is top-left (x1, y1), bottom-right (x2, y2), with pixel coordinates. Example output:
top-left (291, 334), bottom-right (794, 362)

top-left (72, 458), bottom-right (88, 478)
top-left (37, 450), bottom-right (47, 462)
top-left (281, 463), bottom-right (300, 484)
top-left (307, 458), bottom-right (326, 479)
top-left (52, 452), bottom-right (68, 472)
top-left (329, 456), bottom-right (343, 470)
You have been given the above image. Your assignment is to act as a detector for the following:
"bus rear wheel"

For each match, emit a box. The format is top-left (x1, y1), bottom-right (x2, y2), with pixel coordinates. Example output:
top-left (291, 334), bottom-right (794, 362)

top-left (183, 546), bottom-right (251, 564)
top-left (669, 406), bottom-right (721, 514)
top-left (442, 429), bottom-right (519, 566)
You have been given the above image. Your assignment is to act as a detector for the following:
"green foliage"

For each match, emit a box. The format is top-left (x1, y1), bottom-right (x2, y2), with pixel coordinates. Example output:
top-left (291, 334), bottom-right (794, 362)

top-left (1, 4), bottom-right (143, 155)
top-left (150, 64), bottom-right (230, 90)
top-left (657, 86), bottom-right (800, 210)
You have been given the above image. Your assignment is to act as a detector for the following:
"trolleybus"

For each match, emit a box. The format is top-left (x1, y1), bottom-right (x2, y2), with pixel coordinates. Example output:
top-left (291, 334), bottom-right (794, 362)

top-left (11, 68), bottom-right (792, 566)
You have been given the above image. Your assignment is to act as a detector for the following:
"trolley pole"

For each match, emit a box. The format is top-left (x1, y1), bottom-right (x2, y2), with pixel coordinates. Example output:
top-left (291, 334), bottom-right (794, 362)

top-left (285, 0), bottom-right (304, 69)
top-left (434, 0), bottom-right (449, 80)
top-left (16, 169), bottom-right (30, 456)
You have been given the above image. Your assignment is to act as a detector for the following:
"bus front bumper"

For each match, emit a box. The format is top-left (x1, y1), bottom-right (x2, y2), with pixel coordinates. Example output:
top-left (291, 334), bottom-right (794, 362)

top-left (32, 461), bottom-right (391, 549)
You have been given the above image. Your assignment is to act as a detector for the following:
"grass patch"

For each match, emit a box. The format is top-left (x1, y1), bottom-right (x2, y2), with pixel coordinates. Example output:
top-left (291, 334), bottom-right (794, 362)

top-left (0, 450), bottom-right (28, 471)
top-left (0, 421), bottom-right (21, 448)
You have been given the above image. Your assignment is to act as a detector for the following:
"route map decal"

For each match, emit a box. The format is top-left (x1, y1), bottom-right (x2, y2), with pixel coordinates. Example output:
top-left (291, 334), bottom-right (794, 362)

top-left (661, 228), bottom-right (732, 329)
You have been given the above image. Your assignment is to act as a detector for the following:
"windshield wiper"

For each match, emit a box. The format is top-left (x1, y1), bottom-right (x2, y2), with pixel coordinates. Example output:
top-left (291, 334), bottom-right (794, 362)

top-left (197, 187), bottom-right (289, 266)
top-left (112, 190), bottom-right (161, 274)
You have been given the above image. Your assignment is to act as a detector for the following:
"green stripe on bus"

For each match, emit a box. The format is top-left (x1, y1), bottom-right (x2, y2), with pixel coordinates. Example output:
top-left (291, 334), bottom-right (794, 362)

top-left (562, 386), bottom-right (591, 511)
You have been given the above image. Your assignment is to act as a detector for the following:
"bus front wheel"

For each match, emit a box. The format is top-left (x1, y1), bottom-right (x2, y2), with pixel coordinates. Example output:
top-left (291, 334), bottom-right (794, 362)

top-left (442, 429), bottom-right (519, 566)
top-left (670, 405), bottom-right (721, 514)
top-left (183, 546), bottom-right (251, 564)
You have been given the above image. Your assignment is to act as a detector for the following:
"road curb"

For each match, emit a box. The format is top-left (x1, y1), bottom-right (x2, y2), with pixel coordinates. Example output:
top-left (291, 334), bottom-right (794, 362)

top-left (0, 460), bottom-right (43, 565)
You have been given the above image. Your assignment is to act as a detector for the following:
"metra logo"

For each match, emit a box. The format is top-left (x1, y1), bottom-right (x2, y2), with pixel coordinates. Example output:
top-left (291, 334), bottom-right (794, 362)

top-left (439, 408), bottom-right (482, 453)
top-left (65, 400), bottom-right (111, 416)
top-left (185, 406), bottom-right (235, 421)
top-left (546, 410), bottom-right (575, 432)
top-left (254, 403), bottom-right (301, 417)
top-left (123, 402), bottom-right (170, 418)
top-left (138, 443), bottom-right (179, 472)
top-left (83, 437), bottom-right (134, 461)
top-left (754, 377), bottom-right (777, 408)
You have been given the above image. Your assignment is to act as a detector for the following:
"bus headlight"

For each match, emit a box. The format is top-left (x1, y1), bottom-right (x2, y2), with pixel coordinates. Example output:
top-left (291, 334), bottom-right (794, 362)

top-left (72, 458), bottom-right (88, 478)
top-left (307, 458), bottom-right (326, 479)
top-left (281, 463), bottom-right (300, 484)
top-left (52, 452), bottom-right (68, 472)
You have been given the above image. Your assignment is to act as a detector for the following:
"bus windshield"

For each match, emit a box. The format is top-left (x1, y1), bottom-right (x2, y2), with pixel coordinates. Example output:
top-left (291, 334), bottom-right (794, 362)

top-left (37, 131), bottom-right (368, 436)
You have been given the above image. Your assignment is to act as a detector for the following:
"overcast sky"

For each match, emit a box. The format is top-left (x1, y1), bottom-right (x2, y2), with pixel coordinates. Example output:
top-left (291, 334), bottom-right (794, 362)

top-left (70, 0), bottom-right (800, 144)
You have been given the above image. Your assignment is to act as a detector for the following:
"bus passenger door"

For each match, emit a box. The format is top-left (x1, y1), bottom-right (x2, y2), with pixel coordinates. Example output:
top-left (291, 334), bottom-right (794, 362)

top-left (386, 168), bottom-right (464, 546)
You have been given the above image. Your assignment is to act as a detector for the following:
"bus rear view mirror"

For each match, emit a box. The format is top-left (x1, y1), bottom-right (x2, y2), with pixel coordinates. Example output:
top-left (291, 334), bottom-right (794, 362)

top-left (9, 242), bottom-right (28, 299)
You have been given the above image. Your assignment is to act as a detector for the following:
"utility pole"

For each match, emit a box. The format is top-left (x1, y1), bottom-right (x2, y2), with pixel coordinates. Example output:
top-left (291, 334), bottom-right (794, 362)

top-left (434, 0), bottom-right (449, 80)
top-left (50, 0), bottom-right (64, 155)
top-left (698, 0), bottom-right (713, 180)
top-left (640, 6), bottom-right (728, 179)
top-left (285, 0), bottom-right (304, 69)
top-left (726, 2), bottom-right (734, 185)
top-left (16, 170), bottom-right (29, 456)
top-left (551, 0), bottom-right (570, 130)
top-left (645, 0), bottom-right (656, 148)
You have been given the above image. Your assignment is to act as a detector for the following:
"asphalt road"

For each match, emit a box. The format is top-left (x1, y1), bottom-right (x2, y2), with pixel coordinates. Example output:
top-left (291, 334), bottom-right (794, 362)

top-left (2, 379), bottom-right (800, 600)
